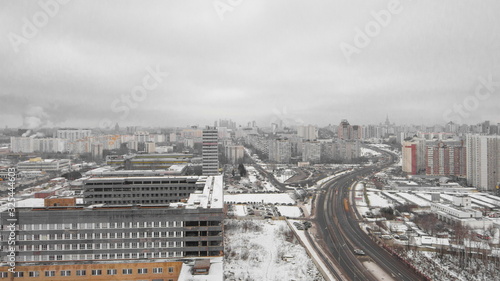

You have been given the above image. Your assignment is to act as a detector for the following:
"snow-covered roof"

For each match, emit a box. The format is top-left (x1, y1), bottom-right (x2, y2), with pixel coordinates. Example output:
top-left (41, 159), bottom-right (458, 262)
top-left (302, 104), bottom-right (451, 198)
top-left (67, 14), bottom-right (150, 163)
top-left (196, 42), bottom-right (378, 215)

top-left (415, 236), bottom-right (450, 246)
top-left (224, 193), bottom-right (295, 205)
top-left (177, 257), bottom-right (223, 281)
top-left (187, 175), bottom-right (223, 209)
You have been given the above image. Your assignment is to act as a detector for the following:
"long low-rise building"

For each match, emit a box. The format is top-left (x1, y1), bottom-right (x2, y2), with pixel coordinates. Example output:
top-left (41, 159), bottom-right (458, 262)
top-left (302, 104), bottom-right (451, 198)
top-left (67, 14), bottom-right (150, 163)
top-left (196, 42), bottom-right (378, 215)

top-left (1, 204), bottom-right (224, 263)
top-left (84, 166), bottom-right (187, 178)
top-left (431, 202), bottom-right (482, 224)
top-left (17, 158), bottom-right (71, 173)
top-left (0, 259), bottom-right (183, 280)
top-left (1, 175), bottom-right (225, 279)
top-left (106, 154), bottom-right (193, 170)
top-left (83, 175), bottom-right (207, 205)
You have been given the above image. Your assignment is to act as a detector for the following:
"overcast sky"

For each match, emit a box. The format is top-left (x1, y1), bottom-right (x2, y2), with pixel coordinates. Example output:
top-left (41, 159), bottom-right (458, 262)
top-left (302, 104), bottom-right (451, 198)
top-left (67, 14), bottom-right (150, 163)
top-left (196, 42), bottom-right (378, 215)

top-left (1, 0), bottom-right (499, 129)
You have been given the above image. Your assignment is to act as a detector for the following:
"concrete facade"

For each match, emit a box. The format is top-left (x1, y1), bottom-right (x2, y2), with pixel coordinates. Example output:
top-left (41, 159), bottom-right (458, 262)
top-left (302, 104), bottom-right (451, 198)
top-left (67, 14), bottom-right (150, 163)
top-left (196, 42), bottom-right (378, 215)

top-left (202, 127), bottom-right (219, 175)
top-left (466, 134), bottom-right (500, 191)
top-left (83, 176), bottom-right (206, 205)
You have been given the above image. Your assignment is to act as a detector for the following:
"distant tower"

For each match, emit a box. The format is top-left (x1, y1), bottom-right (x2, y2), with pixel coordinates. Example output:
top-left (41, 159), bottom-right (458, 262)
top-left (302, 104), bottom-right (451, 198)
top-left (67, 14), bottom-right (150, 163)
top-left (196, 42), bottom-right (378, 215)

top-left (114, 123), bottom-right (120, 132)
top-left (385, 115), bottom-right (391, 126)
top-left (202, 126), bottom-right (219, 175)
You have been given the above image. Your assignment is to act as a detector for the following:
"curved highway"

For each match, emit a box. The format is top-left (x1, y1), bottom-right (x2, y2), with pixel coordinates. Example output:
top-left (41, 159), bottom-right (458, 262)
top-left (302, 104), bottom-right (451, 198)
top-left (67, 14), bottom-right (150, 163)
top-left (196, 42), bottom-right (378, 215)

top-left (314, 150), bottom-right (424, 281)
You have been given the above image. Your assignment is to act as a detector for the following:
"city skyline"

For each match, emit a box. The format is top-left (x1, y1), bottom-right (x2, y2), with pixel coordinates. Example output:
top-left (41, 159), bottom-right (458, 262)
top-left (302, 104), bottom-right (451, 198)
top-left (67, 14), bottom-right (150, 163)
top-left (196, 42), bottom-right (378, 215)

top-left (1, 1), bottom-right (500, 129)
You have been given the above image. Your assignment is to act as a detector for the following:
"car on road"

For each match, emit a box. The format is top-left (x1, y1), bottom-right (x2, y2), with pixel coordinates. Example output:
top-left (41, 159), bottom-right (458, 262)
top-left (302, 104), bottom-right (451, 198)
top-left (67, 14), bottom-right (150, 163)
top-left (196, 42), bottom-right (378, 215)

top-left (354, 249), bottom-right (366, 255)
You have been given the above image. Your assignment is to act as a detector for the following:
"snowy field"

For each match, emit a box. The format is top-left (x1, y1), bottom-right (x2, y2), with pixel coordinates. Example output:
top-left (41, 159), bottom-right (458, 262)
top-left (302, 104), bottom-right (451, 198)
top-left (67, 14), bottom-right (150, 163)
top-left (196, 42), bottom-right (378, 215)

top-left (276, 206), bottom-right (303, 218)
top-left (224, 219), bottom-right (323, 281)
top-left (225, 193), bottom-right (296, 204)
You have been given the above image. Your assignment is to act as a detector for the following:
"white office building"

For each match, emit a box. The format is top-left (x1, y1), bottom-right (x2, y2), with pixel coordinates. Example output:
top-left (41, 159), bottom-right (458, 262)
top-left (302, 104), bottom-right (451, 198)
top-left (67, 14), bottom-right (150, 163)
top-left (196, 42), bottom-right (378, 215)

top-left (466, 134), bottom-right (500, 191)
top-left (57, 129), bottom-right (92, 142)
top-left (202, 127), bottom-right (219, 175)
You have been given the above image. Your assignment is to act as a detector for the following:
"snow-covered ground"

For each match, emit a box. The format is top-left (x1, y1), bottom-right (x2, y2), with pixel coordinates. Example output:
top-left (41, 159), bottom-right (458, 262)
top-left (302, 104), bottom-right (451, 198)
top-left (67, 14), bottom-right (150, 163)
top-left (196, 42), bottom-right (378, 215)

top-left (400, 250), bottom-right (500, 281)
top-left (225, 193), bottom-right (296, 204)
top-left (361, 147), bottom-right (382, 157)
top-left (226, 165), bottom-right (279, 192)
top-left (224, 219), bottom-right (324, 281)
top-left (234, 205), bottom-right (247, 216)
top-left (353, 183), bottom-right (371, 217)
top-left (276, 206), bottom-right (303, 218)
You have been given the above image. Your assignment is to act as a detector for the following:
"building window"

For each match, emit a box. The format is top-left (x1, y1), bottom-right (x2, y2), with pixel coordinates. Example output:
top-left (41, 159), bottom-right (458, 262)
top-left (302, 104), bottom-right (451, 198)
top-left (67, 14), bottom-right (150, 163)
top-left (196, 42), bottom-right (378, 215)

top-left (76, 270), bottom-right (86, 276)
top-left (123, 269), bottom-right (132, 275)
top-left (29, 271), bottom-right (40, 277)
top-left (0, 273), bottom-right (8, 278)
top-left (168, 267), bottom-right (174, 273)
top-left (138, 268), bottom-right (148, 274)
top-left (45, 271), bottom-right (56, 277)
top-left (153, 267), bottom-right (163, 274)
top-left (91, 270), bottom-right (102, 276)
top-left (107, 269), bottom-right (117, 275)
top-left (60, 270), bottom-right (71, 276)
top-left (13, 272), bottom-right (24, 277)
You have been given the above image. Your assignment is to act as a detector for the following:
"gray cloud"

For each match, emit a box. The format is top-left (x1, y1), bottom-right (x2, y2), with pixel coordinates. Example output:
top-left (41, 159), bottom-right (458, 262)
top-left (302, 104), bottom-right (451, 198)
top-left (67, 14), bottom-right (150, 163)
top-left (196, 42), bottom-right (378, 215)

top-left (1, 0), bottom-right (499, 129)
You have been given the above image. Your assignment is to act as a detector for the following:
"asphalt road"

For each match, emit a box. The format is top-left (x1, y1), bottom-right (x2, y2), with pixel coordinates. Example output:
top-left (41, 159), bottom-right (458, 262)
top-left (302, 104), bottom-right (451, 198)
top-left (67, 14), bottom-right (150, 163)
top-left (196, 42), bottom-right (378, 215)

top-left (314, 153), bottom-right (425, 281)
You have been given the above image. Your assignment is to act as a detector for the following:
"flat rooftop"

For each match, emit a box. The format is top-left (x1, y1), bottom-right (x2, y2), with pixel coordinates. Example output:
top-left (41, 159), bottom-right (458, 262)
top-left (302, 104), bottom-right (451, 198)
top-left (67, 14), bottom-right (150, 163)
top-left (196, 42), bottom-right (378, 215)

top-left (1, 175), bottom-right (224, 212)
top-left (187, 175), bottom-right (223, 209)
top-left (177, 257), bottom-right (223, 281)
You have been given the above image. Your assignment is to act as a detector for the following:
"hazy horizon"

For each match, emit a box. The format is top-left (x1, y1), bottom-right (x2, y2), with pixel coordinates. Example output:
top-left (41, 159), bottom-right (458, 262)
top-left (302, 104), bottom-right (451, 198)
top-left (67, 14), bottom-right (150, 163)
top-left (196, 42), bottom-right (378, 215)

top-left (1, 1), bottom-right (499, 129)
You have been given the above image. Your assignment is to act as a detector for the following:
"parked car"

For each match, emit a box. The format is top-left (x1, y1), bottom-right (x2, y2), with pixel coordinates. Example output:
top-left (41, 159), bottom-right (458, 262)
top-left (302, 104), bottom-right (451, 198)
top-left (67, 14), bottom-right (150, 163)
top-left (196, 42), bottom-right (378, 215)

top-left (398, 235), bottom-right (409, 240)
top-left (381, 235), bottom-right (393, 240)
